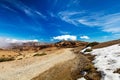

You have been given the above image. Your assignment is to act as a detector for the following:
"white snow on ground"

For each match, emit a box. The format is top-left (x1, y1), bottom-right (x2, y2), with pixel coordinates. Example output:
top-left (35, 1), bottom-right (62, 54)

top-left (77, 77), bottom-right (86, 80)
top-left (80, 47), bottom-right (91, 53)
top-left (85, 44), bottom-right (120, 80)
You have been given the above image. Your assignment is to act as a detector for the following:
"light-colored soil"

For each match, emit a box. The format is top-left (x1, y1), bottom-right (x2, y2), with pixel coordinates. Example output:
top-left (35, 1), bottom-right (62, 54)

top-left (0, 47), bottom-right (61, 60)
top-left (32, 51), bottom-right (101, 80)
top-left (0, 48), bottom-right (75, 80)
top-left (0, 50), bottom-right (18, 58)
top-left (32, 57), bottom-right (77, 80)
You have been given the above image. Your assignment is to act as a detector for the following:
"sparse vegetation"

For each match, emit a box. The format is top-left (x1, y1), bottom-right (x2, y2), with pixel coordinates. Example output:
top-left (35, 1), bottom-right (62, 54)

top-left (84, 64), bottom-right (94, 71)
top-left (84, 49), bottom-right (92, 52)
top-left (17, 58), bottom-right (23, 60)
top-left (0, 48), bottom-right (3, 50)
top-left (0, 57), bottom-right (15, 62)
top-left (114, 68), bottom-right (120, 74)
top-left (33, 52), bottom-right (47, 56)
top-left (2, 55), bottom-right (5, 57)
top-left (86, 42), bottom-right (99, 47)
top-left (8, 55), bottom-right (12, 57)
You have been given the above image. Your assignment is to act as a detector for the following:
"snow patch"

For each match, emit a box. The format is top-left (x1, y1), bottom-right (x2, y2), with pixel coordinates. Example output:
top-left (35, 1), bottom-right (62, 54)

top-left (80, 47), bottom-right (92, 53)
top-left (89, 44), bottom-right (120, 80)
top-left (77, 77), bottom-right (86, 80)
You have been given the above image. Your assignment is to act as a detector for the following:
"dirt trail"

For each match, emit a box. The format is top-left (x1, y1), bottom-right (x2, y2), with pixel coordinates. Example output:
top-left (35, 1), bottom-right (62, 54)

top-left (0, 48), bottom-right (76, 80)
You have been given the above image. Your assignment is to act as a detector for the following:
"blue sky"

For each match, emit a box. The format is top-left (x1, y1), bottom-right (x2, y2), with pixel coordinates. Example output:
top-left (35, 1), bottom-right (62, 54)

top-left (0, 0), bottom-right (120, 42)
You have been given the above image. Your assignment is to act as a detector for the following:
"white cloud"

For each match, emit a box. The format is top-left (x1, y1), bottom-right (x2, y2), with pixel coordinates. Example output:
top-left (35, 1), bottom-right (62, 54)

top-left (0, 37), bottom-right (38, 48)
top-left (53, 35), bottom-right (77, 41)
top-left (80, 36), bottom-right (90, 39)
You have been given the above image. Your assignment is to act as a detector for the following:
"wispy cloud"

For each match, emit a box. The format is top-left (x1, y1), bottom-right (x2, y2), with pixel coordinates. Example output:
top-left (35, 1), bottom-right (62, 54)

top-left (4, 0), bottom-right (46, 19)
top-left (53, 35), bottom-right (77, 41)
top-left (0, 4), bottom-right (17, 13)
top-left (78, 19), bottom-right (99, 26)
top-left (78, 13), bottom-right (120, 33)
top-left (2, 0), bottom-right (46, 32)
top-left (49, 12), bottom-right (56, 18)
top-left (59, 30), bottom-right (70, 35)
top-left (58, 11), bottom-right (85, 26)
top-left (101, 33), bottom-right (120, 42)
top-left (35, 11), bottom-right (47, 19)
top-left (58, 10), bottom-right (120, 33)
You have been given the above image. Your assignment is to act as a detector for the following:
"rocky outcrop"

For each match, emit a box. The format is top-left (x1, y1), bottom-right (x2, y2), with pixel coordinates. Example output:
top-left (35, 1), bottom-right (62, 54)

top-left (55, 41), bottom-right (88, 48)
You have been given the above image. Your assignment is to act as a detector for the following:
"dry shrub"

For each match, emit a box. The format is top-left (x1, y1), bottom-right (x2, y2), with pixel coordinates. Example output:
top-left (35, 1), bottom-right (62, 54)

top-left (0, 57), bottom-right (15, 62)
top-left (33, 53), bottom-right (47, 56)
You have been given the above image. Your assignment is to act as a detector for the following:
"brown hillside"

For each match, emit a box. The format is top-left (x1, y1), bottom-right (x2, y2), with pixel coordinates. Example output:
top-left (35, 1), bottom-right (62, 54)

top-left (93, 39), bottom-right (120, 49)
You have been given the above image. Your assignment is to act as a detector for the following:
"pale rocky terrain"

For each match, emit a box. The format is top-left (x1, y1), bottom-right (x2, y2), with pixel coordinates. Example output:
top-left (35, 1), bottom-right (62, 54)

top-left (0, 48), bottom-right (75, 80)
